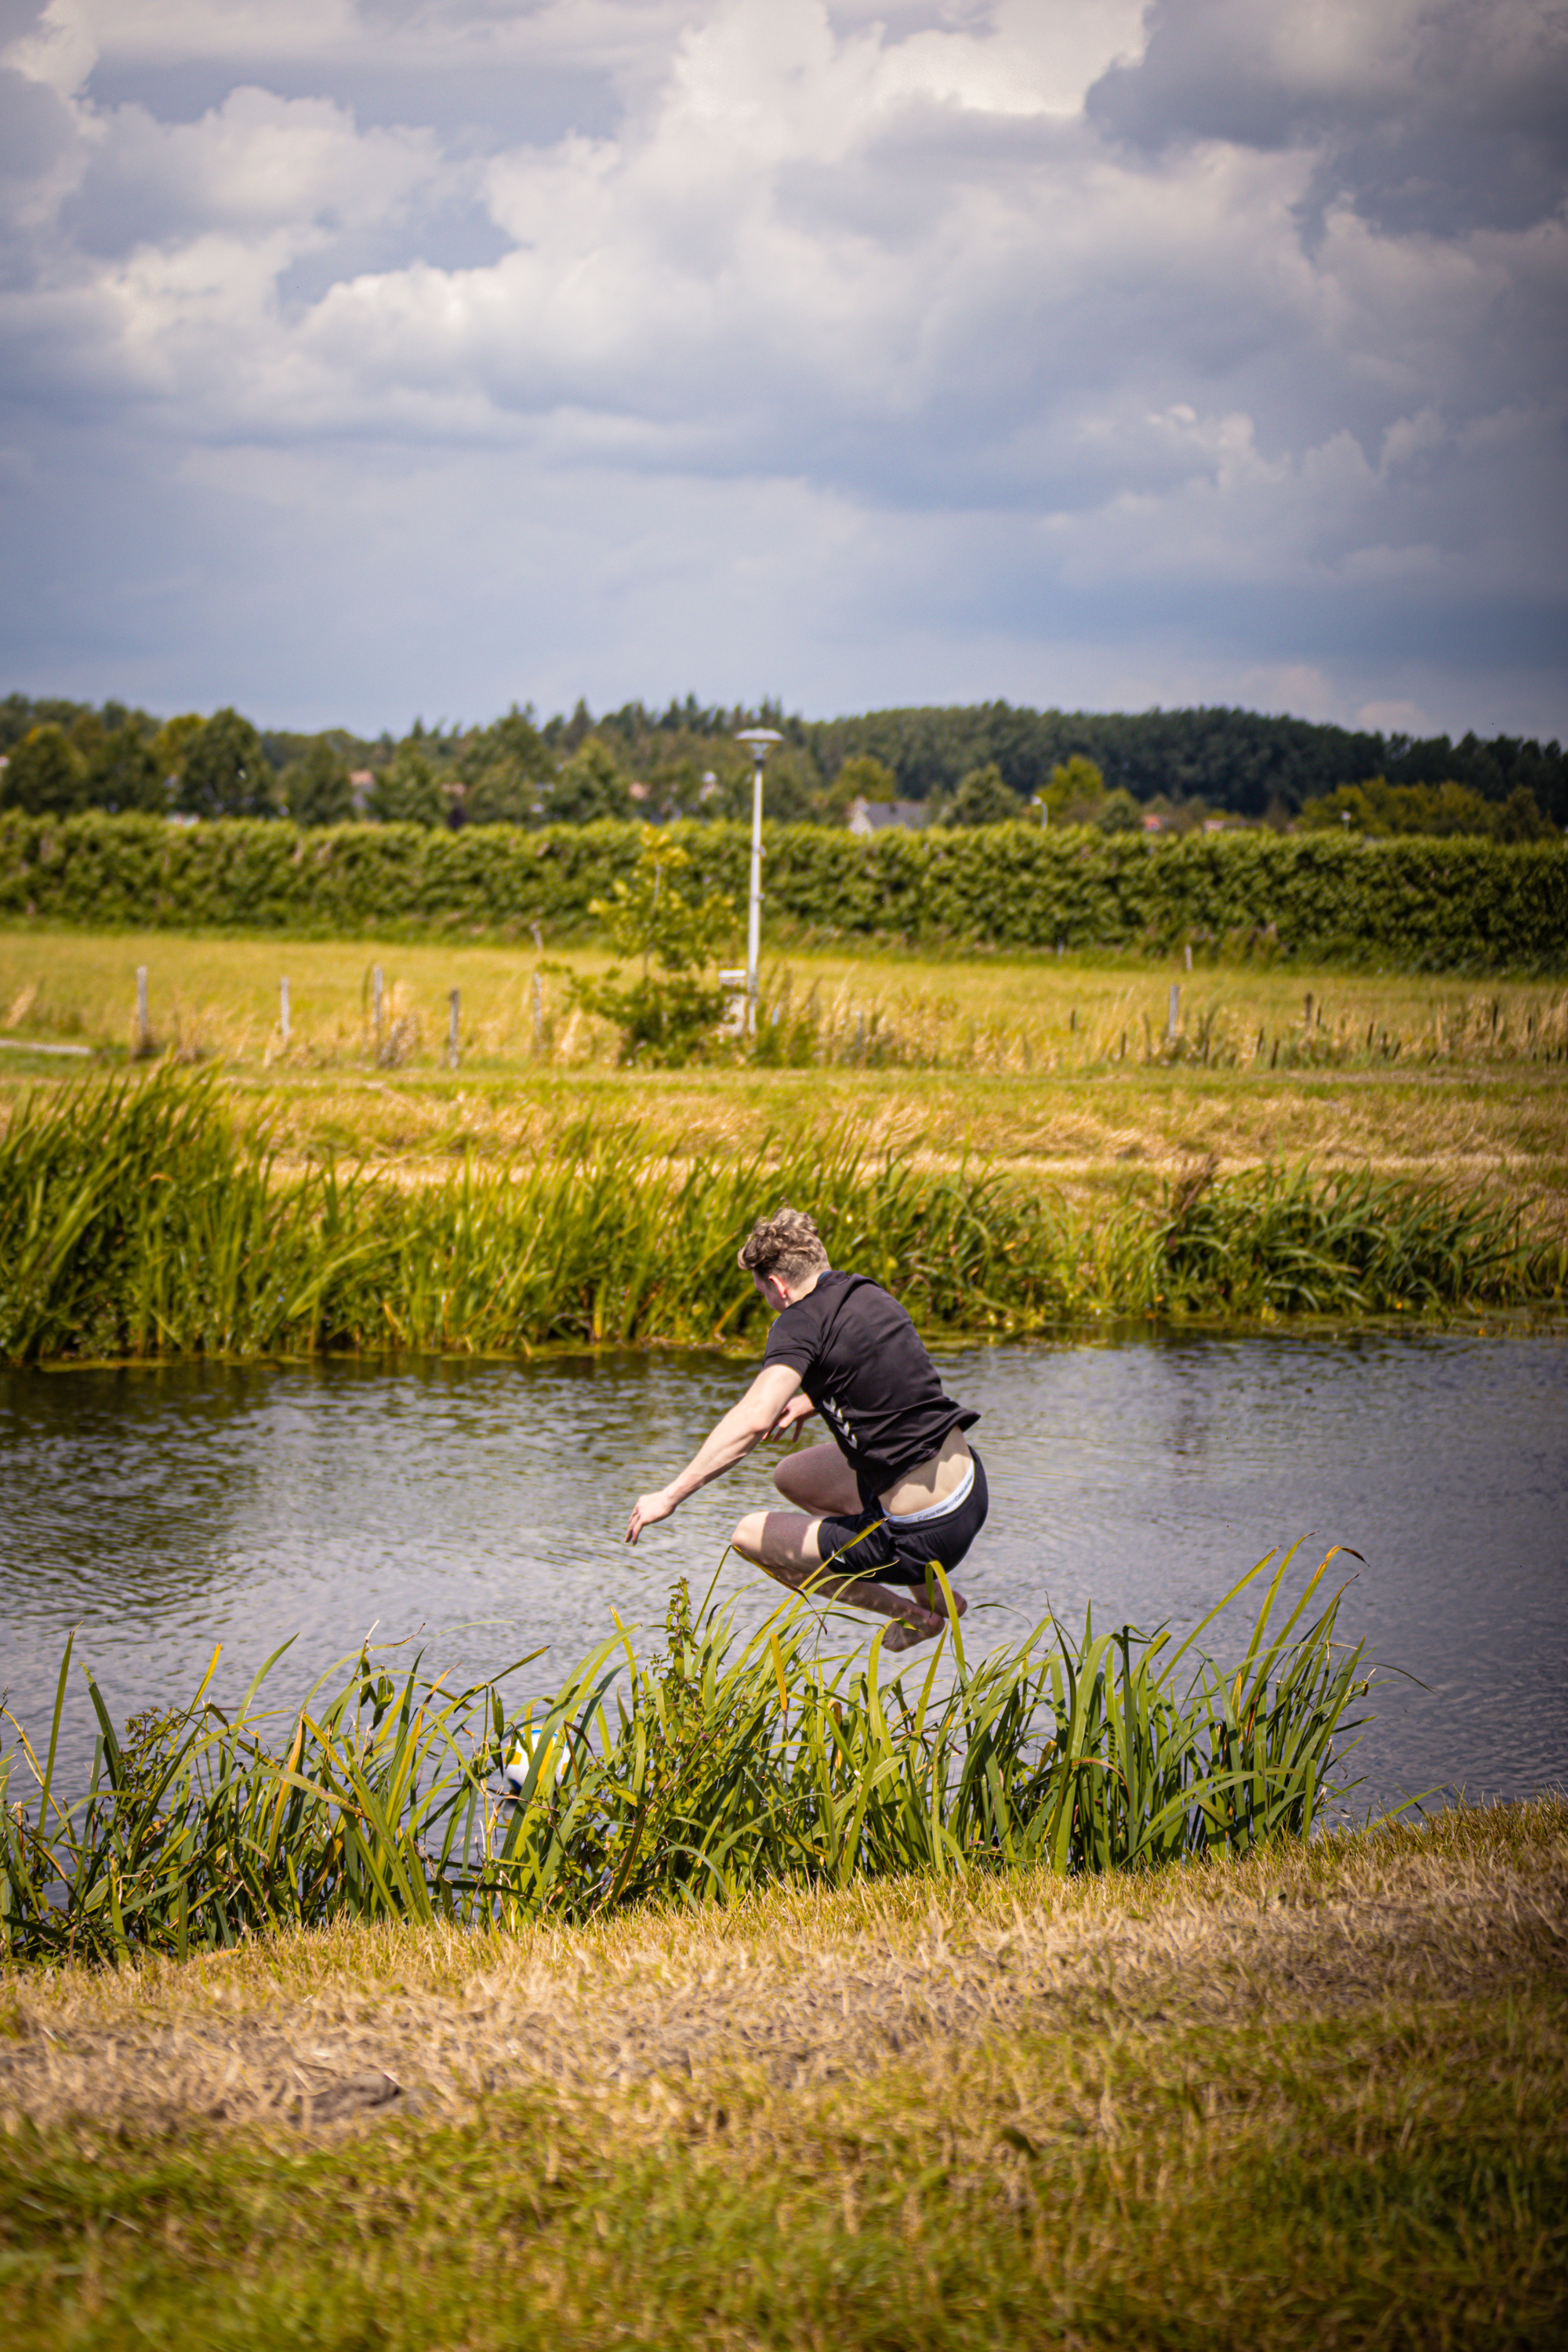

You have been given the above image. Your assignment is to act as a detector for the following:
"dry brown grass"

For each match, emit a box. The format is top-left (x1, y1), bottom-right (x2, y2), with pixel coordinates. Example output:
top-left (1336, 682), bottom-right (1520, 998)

top-left (5, 1798), bottom-right (1562, 2143)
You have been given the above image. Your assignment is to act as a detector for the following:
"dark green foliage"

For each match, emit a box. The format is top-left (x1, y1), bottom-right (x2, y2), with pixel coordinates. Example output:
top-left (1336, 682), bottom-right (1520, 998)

top-left (368, 743), bottom-right (445, 826)
top-left (1, 811), bottom-right (1566, 969)
top-left (281, 739), bottom-right (355, 827)
top-left (1, 724), bottom-right (88, 816)
top-left (1300, 775), bottom-right (1556, 840)
top-left (177, 709), bottom-right (275, 820)
top-left (807, 703), bottom-right (1568, 823)
top-left (84, 724), bottom-right (165, 814)
top-left (459, 704), bottom-right (554, 823)
top-left (547, 740), bottom-right (633, 824)
top-left (939, 763), bottom-right (1022, 826)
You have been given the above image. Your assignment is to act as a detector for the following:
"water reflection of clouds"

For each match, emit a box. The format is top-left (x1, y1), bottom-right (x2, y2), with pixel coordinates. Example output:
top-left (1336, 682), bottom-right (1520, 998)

top-left (1, 1333), bottom-right (1564, 1809)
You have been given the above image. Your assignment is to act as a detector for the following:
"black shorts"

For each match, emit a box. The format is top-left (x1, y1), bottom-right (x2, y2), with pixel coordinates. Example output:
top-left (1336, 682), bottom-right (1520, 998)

top-left (812, 1450), bottom-right (989, 1589)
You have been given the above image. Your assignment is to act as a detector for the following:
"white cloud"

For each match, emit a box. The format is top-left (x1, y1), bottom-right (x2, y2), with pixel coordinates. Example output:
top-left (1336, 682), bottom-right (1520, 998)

top-left (0, 0), bottom-right (1563, 734)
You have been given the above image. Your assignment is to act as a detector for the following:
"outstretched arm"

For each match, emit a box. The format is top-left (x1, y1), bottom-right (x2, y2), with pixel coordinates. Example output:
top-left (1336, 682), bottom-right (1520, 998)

top-left (626, 1363), bottom-right (803, 1543)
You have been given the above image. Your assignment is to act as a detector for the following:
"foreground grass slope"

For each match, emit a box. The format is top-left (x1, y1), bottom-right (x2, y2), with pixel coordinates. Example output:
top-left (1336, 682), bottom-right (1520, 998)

top-left (3, 1800), bottom-right (1564, 2350)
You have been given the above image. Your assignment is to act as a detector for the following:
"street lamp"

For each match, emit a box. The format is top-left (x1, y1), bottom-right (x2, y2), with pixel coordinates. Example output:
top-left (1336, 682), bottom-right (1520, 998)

top-left (735, 728), bottom-right (782, 1029)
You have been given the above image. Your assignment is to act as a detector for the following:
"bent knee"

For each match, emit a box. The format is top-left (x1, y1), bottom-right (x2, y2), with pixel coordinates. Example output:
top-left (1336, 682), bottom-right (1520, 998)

top-left (731, 1511), bottom-right (769, 1562)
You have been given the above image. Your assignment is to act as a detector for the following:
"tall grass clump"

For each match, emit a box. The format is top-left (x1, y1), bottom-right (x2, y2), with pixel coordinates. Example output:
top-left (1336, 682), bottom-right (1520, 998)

top-left (0, 1070), bottom-right (1558, 1365)
top-left (1, 1548), bottom-right (1367, 1965)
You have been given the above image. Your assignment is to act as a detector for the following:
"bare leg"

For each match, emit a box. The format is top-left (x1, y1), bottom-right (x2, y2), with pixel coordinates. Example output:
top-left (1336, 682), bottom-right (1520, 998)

top-left (771, 1443), bottom-right (862, 1516)
top-left (731, 1508), bottom-right (966, 1646)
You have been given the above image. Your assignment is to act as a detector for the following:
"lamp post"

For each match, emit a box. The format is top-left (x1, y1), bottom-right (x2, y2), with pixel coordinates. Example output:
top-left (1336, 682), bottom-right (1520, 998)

top-left (735, 728), bottom-right (782, 1029)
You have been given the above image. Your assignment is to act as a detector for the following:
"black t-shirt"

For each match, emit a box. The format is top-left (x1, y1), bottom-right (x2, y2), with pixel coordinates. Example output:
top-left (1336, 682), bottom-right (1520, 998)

top-left (761, 1270), bottom-right (978, 1499)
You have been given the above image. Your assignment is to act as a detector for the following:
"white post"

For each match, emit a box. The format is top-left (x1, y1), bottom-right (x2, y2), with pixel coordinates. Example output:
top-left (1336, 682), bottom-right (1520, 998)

top-left (280, 975), bottom-right (290, 1045)
top-left (735, 728), bottom-right (782, 1035)
top-left (1184, 943), bottom-right (1192, 972)
top-left (1167, 982), bottom-right (1180, 1042)
top-left (447, 987), bottom-right (460, 1071)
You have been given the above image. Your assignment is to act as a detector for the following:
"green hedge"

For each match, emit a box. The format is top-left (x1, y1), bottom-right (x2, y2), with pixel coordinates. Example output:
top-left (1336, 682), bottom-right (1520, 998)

top-left (2, 811), bottom-right (1566, 968)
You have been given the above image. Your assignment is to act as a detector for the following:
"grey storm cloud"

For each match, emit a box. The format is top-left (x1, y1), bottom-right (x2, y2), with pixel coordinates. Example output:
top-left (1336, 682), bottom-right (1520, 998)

top-left (1089, 0), bottom-right (1568, 238)
top-left (0, 0), bottom-right (1563, 735)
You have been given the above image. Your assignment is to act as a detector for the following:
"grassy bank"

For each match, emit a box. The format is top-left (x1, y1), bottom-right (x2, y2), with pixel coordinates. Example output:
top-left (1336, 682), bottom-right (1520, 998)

top-left (3, 1798), bottom-right (1564, 2350)
top-left (0, 1072), bottom-right (1559, 1367)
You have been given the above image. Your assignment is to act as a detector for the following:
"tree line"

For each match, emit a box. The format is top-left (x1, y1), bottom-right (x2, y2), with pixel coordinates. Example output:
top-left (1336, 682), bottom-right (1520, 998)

top-left (2, 689), bottom-right (1562, 837)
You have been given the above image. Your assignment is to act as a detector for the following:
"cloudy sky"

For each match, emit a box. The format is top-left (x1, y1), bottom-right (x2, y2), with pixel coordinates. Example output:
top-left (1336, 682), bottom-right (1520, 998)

top-left (2, 0), bottom-right (1565, 737)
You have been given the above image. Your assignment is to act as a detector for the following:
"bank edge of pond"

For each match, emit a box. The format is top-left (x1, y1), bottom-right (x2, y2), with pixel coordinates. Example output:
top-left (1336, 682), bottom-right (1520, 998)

top-left (3, 1799), bottom-right (1565, 2352)
top-left (5, 1068), bottom-right (1563, 1367)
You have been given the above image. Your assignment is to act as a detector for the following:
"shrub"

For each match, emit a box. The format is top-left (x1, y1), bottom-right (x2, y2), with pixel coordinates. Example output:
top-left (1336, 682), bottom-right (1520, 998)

top-left (1, 811), bottom-right (1565, 971)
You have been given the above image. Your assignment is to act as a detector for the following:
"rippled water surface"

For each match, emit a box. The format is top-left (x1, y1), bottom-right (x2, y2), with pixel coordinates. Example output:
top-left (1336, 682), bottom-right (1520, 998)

top-left (2, 1332), bottom-right (1564, 1812)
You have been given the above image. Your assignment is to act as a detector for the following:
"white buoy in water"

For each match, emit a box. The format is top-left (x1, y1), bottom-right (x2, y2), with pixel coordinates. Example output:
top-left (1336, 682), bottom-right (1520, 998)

top-left (503, 1745), bottom-right (531, 1795)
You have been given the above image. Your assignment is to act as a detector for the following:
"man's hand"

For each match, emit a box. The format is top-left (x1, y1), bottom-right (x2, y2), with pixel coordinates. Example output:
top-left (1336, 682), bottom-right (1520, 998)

top-left (766, 1392), bottom-right (817, 1443)
top-left (626, 1488), bottom-right (677, 1544)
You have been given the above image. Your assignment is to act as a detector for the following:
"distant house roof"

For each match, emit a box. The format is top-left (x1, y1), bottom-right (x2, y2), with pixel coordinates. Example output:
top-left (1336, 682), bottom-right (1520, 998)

top-left (847, 797), bottom-right (928, 837)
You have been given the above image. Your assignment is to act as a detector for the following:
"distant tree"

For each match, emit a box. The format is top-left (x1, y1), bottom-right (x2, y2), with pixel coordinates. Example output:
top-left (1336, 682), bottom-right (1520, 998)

top-left (1494, 784), bottom-right (1555, 842)
top-left (177, 709), bottom-right (274, 819)
top-left (941, 762), bottom-right (1024, 826)
top-left (153, 713), bottom-right (207, 787)
top-left (86, 725), bottom-right (166, 814)
top-left (462, 704), bottom-right (554, 825)
top-left (1097, 786), bottom-right (1143, 833)
top-left (835, 753), bottom-right (899, 805)
top-left (1296, 776), bottom-right (1552, 839)
top-left (1044, 756), bottom-right (1106, 824)
top-left (547, 740), bottom-right (633, 824)
top-left (2, 724), bottom-right (88, 816)
top-left (281, 739), bottom-right (355, 827)
top-left (368, 742), bottom-right (445, 826)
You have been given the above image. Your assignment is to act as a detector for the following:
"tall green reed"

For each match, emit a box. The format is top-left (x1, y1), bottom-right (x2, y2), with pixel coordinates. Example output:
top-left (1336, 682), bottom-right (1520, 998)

top-left (0, 1069), bottom-right (1556, 1365)
top-left (2, 1546), bottom-right (1367, 1965)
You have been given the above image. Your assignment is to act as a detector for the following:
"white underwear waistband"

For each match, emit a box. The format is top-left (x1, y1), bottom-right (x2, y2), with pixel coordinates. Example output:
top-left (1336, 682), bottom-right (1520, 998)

top-left (885, 1454), bottom-right (975, 1527)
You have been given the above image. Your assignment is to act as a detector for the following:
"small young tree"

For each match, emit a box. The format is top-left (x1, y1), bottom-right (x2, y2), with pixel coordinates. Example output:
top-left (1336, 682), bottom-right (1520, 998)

top-left (568, 826), bottom-right (737, 1065)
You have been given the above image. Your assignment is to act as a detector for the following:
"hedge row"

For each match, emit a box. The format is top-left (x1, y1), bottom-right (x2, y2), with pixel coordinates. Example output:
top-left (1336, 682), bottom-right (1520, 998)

top-left (3, 811), bottom-right (1566, 969)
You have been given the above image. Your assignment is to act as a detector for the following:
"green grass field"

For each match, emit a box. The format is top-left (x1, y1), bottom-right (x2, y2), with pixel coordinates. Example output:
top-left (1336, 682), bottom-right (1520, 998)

top-left (3, 1800), bottom-right (1564, 2350)
top-left (7, 927), bottom-right (1567, 1211)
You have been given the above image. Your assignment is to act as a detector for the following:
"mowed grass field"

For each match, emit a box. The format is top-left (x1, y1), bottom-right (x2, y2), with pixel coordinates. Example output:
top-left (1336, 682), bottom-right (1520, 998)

top-left (2, 1802), bottom-right (1565, 2351)
top-left (4, 926), bottom-right (1567, 1210)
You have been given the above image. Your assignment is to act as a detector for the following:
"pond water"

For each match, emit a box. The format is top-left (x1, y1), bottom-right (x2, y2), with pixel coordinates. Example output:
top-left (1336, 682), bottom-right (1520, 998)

top-left (2, 1331), bottom-right (1564, 1817)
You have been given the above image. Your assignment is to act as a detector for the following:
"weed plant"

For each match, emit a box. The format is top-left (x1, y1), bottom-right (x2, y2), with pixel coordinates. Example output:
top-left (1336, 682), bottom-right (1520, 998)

top-left (1, 1548), bottom-right (1365, 1966)
top-left (0, 1071), bottom-right (1559, 1364)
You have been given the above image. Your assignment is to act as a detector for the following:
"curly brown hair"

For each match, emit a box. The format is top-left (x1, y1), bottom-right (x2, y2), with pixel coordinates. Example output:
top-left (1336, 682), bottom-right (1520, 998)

top-left (737, 1205), bottom-right (830, 1283)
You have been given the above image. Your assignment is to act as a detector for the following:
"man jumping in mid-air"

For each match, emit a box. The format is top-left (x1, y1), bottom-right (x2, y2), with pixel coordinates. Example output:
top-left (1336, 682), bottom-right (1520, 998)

top-left (626, 1207), bottom-right (987, 1649)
